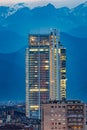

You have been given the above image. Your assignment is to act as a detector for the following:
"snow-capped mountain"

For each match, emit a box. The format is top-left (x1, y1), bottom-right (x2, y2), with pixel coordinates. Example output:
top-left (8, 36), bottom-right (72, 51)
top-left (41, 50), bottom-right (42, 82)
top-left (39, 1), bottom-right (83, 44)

top-left (0, 3), bottom-right (29, 18)
top-left (0, 2), bottom-right (87, 32)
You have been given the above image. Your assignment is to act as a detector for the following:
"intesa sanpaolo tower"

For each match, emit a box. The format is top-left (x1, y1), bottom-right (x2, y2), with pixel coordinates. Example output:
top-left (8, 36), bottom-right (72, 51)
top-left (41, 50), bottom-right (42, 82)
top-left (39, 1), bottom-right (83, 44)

top-left (26, 29), bottom-right (66, 119)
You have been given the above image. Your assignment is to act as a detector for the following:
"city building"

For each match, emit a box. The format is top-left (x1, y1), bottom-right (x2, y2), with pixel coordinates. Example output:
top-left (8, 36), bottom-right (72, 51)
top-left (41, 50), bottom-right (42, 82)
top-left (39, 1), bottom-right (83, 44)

top-left (84, 104), bottom-right (87, 130)
top-left (0, 105), bottom-right (40, 130)
top-left (50, 30), bottom-right (66, 100)
top-left (0, 124), bottom-right (31, 130)
top-left (26, 34), bottom-right (50, 119)
top-left (41, 100), bottom-right (85, 130)
top-left (26, 29), bottom-right (66, 119)
top-left (67, 100), bottom-right (85, 130)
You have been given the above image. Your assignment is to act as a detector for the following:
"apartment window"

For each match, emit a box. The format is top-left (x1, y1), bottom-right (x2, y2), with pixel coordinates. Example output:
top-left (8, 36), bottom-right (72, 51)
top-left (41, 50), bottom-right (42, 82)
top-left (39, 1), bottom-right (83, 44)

top-left (52, 122), bottom-right (54, 125)
top-left (55, 123), bottom-right (57, 125)
top-left (58, 123), bottom-right (61, 125)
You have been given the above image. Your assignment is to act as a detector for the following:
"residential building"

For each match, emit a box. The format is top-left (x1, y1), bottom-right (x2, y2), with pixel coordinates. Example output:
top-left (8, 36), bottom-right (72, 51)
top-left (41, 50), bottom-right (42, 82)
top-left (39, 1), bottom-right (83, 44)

top-left (41, 100), bottom-right (85, 130)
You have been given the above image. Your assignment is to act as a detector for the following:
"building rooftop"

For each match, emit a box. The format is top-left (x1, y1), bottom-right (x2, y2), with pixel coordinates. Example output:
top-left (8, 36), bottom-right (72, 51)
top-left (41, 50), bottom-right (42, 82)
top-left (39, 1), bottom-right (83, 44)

top-left (44, 99), bottom-right (83, 104)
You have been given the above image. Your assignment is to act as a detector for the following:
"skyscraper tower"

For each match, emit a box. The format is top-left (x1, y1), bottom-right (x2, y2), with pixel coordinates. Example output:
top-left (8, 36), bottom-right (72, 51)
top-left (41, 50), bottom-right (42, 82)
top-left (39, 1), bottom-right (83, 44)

top-left (50, 29), bottom-right (66, 100)
top-left (26, 29), bottom-right (66, 119)
top-left (26, 34), bottom-right (50, 119)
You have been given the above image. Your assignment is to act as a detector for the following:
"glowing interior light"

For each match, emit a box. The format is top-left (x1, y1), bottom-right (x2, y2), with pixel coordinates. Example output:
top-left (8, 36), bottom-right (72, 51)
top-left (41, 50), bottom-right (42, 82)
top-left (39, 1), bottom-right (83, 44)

top-left (45, 61), bottom-right (49, 63)
top-left (30, 89), bottom-right (48, 92)
top-left (30, 37), bottom-right (36, 41)
top-left (30, 49), bottom-right (38, 51)
top-left (30, 105), bottom-right (39, 108)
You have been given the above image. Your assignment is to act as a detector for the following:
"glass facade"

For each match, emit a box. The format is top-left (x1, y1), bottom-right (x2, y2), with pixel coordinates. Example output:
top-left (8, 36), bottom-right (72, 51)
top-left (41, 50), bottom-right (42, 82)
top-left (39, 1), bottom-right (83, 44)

top-left (50, 31), bottom-right (60, 100)
top-left (49, 30), bottom-right (66, 100)
top-left (26, 30), bottom-right (66, 119)
top-left (26, 35), bottom-right (50, 119)
top-left (60, 48), bottom-right (66, 100)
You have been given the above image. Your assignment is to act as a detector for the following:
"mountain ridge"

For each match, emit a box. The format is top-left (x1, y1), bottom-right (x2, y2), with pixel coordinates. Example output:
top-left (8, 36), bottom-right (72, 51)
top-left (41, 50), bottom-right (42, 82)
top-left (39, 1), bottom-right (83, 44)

top-left (0, 2), bottom-right (87, 18)
top-left (0, 2), bottom-right (87, 37)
